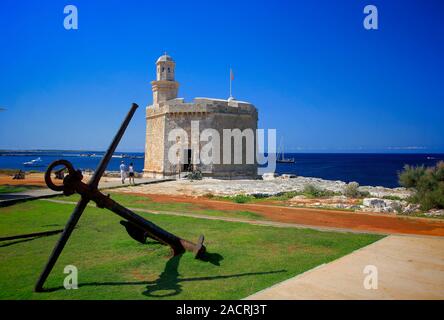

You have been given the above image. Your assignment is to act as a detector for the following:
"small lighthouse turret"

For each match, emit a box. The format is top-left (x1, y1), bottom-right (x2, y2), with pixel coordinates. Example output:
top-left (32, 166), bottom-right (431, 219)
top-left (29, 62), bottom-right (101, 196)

top-left (151, 53), bottom-right (179, 105)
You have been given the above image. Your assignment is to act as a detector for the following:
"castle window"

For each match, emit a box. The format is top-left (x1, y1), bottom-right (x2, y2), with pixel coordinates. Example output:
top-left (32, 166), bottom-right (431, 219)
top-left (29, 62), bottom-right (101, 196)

top-left (168, 67), bottom-right (170, 73)
top-left (162, 67), bottom-right (165, 72)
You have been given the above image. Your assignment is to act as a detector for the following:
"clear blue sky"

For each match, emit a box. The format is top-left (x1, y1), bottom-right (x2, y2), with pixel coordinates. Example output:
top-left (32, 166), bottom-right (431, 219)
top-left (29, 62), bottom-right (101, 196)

top-left (1, 0), bottom-right (443, 152)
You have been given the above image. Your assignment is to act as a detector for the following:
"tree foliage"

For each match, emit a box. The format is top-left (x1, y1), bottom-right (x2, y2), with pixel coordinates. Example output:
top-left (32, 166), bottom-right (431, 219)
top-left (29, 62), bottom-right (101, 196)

top-left (399, 161), bottom-right (444, 210)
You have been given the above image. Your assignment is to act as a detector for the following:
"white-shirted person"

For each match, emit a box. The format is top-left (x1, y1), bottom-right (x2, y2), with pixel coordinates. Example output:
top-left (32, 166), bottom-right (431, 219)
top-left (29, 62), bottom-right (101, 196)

top-left (128, 162), bottom-right (135, 185)
top-left (119, 161), bottom-right (127, 184)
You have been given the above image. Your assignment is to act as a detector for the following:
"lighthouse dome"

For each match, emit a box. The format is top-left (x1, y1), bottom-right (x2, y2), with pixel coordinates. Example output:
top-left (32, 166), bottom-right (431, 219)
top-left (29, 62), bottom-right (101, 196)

top-left (156, 54), bottom-right (173, 63)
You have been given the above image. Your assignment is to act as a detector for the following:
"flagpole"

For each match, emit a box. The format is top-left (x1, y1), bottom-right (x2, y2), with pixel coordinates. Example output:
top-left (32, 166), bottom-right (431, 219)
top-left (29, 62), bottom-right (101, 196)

top-left (229, 68), bottom-right (232, 98)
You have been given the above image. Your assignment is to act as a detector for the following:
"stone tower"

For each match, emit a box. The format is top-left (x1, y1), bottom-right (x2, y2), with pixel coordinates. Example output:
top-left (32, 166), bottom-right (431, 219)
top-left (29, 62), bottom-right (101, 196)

top-left (151, 54), bottom-right (179, 105)
top-left (144, 54), bottom-right (258, 179)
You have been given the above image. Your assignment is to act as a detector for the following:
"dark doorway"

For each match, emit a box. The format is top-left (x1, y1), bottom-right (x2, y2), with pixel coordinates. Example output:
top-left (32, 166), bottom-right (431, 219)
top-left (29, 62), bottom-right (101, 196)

top-left (183, 149), bottom-right (192, 172)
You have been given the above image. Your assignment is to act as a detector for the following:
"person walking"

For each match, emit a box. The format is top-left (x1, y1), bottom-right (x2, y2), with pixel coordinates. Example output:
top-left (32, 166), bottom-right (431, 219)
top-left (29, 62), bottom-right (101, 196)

top-left (128, 162), bottom-right (135, 185)
top-left (119, 161), bottom-right (127, 184)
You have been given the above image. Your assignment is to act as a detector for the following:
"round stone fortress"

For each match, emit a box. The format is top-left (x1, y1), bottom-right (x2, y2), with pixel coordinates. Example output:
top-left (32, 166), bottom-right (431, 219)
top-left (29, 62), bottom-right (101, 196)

top-left (143, 54), bottom-right (259, 179)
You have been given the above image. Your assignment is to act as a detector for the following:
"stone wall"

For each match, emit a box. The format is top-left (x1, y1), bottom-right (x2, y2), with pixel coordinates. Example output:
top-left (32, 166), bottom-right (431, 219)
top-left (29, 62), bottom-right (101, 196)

top-left (143, 98), bottom-right (259, 179)
top-left (143, 113), bottom-right (165, 178)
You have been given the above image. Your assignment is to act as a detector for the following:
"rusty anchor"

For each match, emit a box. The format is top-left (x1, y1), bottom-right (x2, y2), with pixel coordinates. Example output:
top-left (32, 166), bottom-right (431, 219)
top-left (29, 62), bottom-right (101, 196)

top-left (34, 103), bottom-right (205, 292)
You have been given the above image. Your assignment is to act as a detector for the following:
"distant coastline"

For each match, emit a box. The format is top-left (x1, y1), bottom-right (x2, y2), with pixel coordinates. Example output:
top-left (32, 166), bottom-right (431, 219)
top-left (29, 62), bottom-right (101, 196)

top-left (1, 148), bottom-right (444, 154)
top-left (0, 150), bottom-right (443, 188)
top-left (0, 149), bottom-right (144, 154)
top-left (3, 149), bottom-right (444, 156)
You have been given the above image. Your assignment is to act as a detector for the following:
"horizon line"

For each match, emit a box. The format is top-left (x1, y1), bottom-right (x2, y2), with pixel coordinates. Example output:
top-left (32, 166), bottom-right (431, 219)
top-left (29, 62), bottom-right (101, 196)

top-left (1, 148), bottom-right (444, 155)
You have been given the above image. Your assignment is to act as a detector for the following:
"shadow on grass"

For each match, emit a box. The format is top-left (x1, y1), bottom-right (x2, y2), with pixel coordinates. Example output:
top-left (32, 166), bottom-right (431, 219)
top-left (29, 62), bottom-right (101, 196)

top-left (0, 229), bottom-right (64, 247)
top-left (0, 194), bottom-right (33, 200)
top-left (43, 251), bottom-right (286, 298)
top-left (0, 184), bottom-right (43, 196)
top-left (0, 237), bottom-right (37, 248)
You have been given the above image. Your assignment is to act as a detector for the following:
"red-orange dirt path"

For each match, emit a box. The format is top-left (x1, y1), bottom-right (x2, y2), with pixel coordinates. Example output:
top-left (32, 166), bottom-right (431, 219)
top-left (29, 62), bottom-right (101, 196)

top-left (0, 173), bottom-right (47, 187)
top-left (126, 193), bottom-right (444, 237)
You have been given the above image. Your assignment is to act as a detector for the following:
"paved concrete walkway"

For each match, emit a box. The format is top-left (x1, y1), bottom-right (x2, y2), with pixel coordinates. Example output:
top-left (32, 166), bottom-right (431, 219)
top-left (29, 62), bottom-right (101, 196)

top-left (245, 235), bottom-right (444, 300)
top-left (0, 178), bottom-right (172, 205)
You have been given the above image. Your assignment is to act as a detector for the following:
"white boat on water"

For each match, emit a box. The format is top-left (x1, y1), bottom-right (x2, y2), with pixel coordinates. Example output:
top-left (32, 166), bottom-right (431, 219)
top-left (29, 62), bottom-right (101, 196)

top-left (23, 157), bottom-right (44, 167)
top-left (80, 153), bottom-right (100, 157)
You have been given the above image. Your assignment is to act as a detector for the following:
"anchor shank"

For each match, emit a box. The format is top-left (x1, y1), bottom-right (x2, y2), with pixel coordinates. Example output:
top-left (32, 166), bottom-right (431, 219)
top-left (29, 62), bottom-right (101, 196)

top-left (94, 192), bottom-right (201, 255)
top-left (34, 197), bottom-right (89, 292)
top-left (89, 103), bottom-right (138, 189)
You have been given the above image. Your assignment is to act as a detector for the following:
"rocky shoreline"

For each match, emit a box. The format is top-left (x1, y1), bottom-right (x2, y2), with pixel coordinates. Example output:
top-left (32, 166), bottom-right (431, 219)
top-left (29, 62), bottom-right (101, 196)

top-left (196, 174), bottom-right (424, 215)
top-left (113, 171), bottom-right (444, 217)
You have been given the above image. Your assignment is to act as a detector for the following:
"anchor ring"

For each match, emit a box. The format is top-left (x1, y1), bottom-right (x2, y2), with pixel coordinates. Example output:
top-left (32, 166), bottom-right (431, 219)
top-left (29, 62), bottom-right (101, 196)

top-left (44, 159), bottom-right (76, 192)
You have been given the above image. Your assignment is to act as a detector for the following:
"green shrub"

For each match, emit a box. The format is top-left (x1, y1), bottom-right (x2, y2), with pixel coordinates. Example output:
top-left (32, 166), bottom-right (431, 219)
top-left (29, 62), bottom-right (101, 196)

top-left (399, 165), bottom-right (426, 188)
top-left (302, 184), bottom-right (335, 198)
top-left (360, 190), bottom-right (371, 198)
top-left (399, 161), bottom-right (444, 210)
top-left (212, 194), bottom-right (256, 203)
top-left (343, 182), bottom-right (360, 198)
top-left (271, 191), bottom-right (302, 201)
top-left (342, 182), bottom-right (370, 198)
top-left (382, 195), bottom-right (402, 201)
top-left (232, 194), bottom-right (254, 203)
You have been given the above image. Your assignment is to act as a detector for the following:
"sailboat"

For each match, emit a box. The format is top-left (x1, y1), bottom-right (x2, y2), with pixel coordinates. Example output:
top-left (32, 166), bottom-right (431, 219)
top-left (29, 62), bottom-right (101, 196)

top-left (276, 138), bottom-right (295, 163)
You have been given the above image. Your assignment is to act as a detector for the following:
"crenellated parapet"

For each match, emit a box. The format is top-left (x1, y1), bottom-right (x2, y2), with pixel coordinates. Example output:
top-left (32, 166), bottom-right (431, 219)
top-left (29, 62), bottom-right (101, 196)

top-left (144, 55), bottom-right (259, 179)
top-left (147, 97), bottom-right (258, 119)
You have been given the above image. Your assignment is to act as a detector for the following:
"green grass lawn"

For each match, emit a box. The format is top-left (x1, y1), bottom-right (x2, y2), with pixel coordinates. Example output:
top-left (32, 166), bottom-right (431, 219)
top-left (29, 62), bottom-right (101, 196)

top-left (0, 199), bottom-right (383, 300)
top-left (0, 185), bottom-right (42, 194)
top-left (58, 193), bottom-right (265, 220)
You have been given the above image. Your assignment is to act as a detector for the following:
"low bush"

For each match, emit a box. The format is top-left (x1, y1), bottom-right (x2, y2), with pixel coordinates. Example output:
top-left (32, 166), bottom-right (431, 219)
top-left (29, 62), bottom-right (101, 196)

top-left (382, 195), bottom-right (402, 201)
top-left (399, 161), bottom-right (444, 210)
top-left (302, 184), bottom-right (335, 198)
top-left (270, 191), bottom-right (302, 201)
top-left (232, 194), bottom-right (255, 203)
top-left (342, 182), bottom-right (370, 198)
top-left (343, 182), bottom-right (360, 198)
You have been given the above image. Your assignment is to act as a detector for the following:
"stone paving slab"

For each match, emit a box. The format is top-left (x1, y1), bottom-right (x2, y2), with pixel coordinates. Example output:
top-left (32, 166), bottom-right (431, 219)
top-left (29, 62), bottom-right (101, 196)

top-left (245, 235), bottom-right (444, 300)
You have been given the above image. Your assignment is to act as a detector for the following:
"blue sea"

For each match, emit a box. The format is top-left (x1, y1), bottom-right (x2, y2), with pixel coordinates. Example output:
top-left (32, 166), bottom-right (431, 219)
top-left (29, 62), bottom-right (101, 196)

top-left (274, 153), bottom-right (444, 188)
top-left (0, 151), bottom-right (443, 188)
top-left (0, 150), bottom-right (145, 175)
